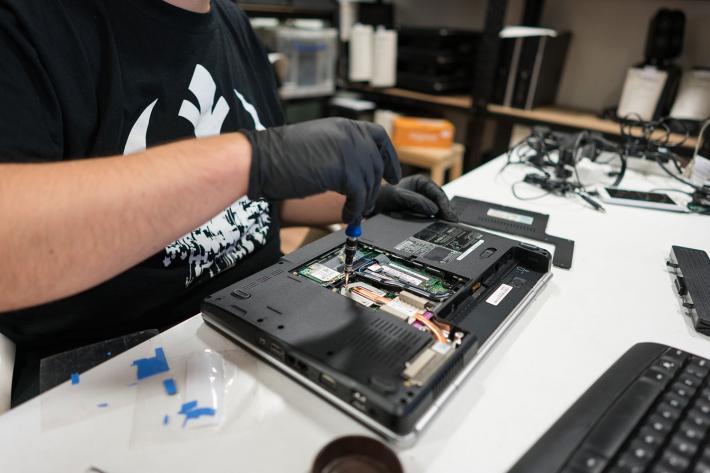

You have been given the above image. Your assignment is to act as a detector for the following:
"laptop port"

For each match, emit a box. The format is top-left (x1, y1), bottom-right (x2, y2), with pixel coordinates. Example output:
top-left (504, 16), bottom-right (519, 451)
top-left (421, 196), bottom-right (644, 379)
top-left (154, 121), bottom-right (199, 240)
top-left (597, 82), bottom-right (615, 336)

top-left (319, 373), bottom-right (337, 392)
top-left (269, 342), bottom-right (285, 359)
top-left (295, 360), bottom-right (308, 374)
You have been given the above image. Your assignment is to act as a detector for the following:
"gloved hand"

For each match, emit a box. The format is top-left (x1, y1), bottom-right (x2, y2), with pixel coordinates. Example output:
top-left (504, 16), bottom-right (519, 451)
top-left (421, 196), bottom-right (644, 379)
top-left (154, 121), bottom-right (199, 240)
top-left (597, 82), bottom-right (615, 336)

top-left (243, 118), bottom-right (401, 225)
top-left (370, 174), bottom-right (459, 222)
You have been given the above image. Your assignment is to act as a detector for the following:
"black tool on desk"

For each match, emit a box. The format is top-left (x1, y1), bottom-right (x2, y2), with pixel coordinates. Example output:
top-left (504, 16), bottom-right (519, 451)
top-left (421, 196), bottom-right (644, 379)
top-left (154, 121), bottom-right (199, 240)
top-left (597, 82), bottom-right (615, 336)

top-left (510, 343), bottom-right (710, 473)
top-left (451, 196), bottom-right (575, 269)
top-left (668, 245), bottom-right (710, 336)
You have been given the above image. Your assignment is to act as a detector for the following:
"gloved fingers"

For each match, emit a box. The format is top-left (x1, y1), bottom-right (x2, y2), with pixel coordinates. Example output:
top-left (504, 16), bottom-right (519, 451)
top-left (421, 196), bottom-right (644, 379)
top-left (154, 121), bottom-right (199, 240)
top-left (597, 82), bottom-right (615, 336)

top-left (362, 122), bottom-right (402, 185)
top-left (391, 188), bottom-right (439, 217)
top-left (342, 185), bottom-right (367, 226)
top-left (413, 176), bottom-right (459, 222)
top-left (356, 122), bottom-right (385, 217)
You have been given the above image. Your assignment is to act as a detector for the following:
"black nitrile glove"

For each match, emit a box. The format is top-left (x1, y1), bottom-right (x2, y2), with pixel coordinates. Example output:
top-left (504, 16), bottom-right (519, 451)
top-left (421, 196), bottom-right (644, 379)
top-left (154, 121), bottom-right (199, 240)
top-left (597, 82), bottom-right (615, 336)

top-left (243, 118), bottom-right (401, 225)
top-left (370, 174), bottom-right (459, 222)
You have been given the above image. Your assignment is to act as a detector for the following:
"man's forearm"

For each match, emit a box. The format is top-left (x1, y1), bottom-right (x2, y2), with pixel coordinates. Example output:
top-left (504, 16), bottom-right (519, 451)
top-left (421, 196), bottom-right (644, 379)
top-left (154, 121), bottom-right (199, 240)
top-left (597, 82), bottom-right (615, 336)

top-left (280, 191), bottom-right (346, 227)
top-left (0, 133), bottom-right (252, 312)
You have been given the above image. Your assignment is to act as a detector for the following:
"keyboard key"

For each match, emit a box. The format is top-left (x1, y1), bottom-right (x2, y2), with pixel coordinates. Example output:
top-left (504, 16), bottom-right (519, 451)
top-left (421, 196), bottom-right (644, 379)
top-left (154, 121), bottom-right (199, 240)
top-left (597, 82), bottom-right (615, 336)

top-left (694, 462), bottom-right (710, 473)
top-left (697, 398), bottom-right (710, 415)
top-left (679, 374), bottom-right (701, 390)
top-left (567, 448), bottom-right (607, 473)
top-left (660, 450), bottom-right (691, 471)
top-left (679, 421), bottom-right (704, 441)
top-left (656, 402), bottom-right (682, 422)
top-left (615, 452), bottom-right (647, 473)
top-left (672, 382), bottom-right (695, 399)
top-left (688, 408), bottom-right (710, 429)
top-left (655, 358), bottom-right (682, 375)
top-left (662, 349), bottom-right (689, 365)
top-left (647, 414), bottom-right (674, 435)
top-left (669, 433), bottom-right (699, 457)
top-left (664, 392), bottom-right (690, 410)
top-left (685, 361), bottom-right (709, 379)
top-left (638, 426), bottom-right (665, 448)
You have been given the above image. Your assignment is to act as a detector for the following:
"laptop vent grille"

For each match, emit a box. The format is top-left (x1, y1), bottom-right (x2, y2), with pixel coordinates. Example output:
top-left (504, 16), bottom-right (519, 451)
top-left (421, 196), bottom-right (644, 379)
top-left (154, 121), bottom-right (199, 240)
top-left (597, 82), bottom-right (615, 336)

top-left (243, 269), bottom-right (284, 289)
top-left (342, 318), bottom-right (423, 369)
top-left (431, 354), bottom-right (464, 399)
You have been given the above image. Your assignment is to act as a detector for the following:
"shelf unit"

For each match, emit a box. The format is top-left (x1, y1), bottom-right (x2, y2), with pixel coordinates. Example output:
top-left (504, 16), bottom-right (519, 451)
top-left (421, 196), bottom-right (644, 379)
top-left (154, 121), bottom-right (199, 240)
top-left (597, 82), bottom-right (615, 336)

top-left (343, 83), bottom-right (473, 111)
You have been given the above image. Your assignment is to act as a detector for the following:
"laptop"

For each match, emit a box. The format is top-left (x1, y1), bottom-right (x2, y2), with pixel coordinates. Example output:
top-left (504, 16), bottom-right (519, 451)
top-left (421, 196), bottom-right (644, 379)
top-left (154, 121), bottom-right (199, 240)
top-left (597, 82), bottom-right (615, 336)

top-left (202, 209), bottom-right (552, 445)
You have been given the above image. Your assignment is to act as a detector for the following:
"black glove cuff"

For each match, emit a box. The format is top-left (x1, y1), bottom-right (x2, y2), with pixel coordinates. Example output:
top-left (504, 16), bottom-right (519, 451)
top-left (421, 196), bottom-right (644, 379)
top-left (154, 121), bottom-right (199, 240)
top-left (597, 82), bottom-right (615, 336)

top-left (241, 129), bottom-right (263, 201)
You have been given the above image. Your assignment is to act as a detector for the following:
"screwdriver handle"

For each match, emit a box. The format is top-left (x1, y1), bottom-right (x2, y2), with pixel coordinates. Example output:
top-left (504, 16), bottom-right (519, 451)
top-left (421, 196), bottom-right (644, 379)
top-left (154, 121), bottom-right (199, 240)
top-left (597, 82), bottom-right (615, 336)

top-left (345, 224), bottom-right (362, 238)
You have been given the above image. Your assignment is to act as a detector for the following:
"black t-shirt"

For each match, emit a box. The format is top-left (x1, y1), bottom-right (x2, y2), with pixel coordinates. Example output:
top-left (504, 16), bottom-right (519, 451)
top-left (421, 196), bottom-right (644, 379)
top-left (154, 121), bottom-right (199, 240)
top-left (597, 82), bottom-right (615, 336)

top-left (0, 0), bottom-right (285, 349)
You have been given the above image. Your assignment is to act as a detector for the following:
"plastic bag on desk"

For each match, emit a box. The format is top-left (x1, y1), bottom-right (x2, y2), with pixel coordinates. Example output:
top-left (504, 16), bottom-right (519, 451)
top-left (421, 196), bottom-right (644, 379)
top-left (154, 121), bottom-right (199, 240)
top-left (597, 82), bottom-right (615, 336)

top-left (129, 348), bottom-right (275, 446)
top-left (39, 337), bottom-right (164, 431)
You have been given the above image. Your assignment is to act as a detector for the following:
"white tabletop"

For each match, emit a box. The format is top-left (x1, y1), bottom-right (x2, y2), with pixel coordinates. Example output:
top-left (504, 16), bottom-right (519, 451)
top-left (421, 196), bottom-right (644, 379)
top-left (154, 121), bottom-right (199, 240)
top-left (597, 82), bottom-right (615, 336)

top-left (1, 155), bottom-right (709, 473)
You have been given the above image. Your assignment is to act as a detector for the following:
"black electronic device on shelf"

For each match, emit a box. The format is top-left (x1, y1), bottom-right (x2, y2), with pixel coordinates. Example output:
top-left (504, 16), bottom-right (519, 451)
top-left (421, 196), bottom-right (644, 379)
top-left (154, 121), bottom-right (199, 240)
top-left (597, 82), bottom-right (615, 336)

top-left (510, 343), bottom-right (710, 473)
top-left (396, 28), bottom-right (480, 94)
top-left (491, 29), bottom-right (571, 110)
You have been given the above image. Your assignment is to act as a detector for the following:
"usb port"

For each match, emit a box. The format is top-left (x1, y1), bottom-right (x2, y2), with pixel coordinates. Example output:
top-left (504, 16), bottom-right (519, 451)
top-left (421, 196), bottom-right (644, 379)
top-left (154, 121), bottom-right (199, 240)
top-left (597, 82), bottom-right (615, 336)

top-left (269, 343), bottom-right (284, 359)
top-left (319, 373), bottom-right (337, 391)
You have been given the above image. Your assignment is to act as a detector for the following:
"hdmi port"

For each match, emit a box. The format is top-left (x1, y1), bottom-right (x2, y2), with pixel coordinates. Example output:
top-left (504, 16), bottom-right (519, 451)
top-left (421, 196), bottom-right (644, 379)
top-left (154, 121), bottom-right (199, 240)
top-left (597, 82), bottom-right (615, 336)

top-left (319, 373), bottom-right (337, 392)
top-left (269, 343), bottom-right (285, 359)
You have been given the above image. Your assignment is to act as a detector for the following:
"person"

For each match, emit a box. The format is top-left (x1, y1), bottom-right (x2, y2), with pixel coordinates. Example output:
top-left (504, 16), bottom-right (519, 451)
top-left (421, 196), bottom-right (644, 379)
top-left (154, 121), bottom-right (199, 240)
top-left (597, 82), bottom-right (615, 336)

top-left (0, 0), bottom-right (458, 404)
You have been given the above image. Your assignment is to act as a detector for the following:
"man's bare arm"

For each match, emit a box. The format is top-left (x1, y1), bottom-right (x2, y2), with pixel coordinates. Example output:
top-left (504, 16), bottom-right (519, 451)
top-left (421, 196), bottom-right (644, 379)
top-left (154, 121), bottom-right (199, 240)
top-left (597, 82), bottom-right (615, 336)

top-left (280, 191), bottom-right (346, 227)
top-left (0, 133), bottom-right (252, 312)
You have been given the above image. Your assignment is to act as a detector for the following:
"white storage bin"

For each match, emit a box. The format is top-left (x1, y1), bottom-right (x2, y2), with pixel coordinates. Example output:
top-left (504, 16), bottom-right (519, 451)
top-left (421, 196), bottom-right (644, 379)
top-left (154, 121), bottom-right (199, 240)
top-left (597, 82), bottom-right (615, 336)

top-left (276, 27), bottom-right (337, 99)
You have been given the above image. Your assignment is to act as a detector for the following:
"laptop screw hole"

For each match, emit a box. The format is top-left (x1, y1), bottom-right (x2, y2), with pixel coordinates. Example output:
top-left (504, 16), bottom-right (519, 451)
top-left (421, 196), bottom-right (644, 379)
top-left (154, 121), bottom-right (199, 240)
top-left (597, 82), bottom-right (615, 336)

top-left (407, 391), bottom-right (415, 397)
top-left (326, 350), bottom-right (334, 357)
top-left (400, 399), bottom-right (407, 405)
top-left (257, 318), bottom-right (264, 323)
top-left (278, 325), bottom-right (285, 329)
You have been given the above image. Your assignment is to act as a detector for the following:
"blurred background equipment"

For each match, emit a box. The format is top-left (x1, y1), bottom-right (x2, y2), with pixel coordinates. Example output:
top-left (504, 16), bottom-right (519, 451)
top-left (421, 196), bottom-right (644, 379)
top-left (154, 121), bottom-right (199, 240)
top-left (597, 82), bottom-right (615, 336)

top-left (491, 27), bottom-right (571, 110)
top-left (396, 27), bottom-right (480, 94)
top-left (616, 9), bottom-right (685, 121)
top-left (277, 26), bottom-right (337, 99)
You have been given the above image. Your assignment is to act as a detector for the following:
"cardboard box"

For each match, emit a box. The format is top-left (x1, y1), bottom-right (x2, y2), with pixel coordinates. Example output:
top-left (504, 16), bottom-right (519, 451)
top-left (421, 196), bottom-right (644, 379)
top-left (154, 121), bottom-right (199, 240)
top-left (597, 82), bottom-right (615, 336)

top-left (392, 117), bottom-right (455, 149)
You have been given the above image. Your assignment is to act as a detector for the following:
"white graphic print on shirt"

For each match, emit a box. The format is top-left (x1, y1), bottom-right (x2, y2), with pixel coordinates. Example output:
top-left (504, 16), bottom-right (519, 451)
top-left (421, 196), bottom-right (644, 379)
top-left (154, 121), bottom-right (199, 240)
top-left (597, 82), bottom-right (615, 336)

top-left (123, 64), bottom-right (271, 286)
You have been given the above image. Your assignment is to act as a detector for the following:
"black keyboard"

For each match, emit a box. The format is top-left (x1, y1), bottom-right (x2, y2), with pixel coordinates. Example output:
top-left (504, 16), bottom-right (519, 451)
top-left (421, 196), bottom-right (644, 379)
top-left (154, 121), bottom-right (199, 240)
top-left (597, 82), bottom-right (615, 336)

top-left (510, 343), bottom-right (710, 473)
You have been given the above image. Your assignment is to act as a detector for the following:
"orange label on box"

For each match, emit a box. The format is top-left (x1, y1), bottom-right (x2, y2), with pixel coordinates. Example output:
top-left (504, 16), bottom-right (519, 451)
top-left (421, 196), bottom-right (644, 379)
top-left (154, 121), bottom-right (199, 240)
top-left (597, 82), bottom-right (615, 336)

top-left (392, 117), bottom-right (455, 149)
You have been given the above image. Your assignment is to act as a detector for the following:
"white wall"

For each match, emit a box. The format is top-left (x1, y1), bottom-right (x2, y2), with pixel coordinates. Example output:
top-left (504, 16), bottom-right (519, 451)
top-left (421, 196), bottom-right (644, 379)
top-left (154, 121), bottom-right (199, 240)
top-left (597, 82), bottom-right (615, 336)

top-left (541, 0), bottom-right (710, 111)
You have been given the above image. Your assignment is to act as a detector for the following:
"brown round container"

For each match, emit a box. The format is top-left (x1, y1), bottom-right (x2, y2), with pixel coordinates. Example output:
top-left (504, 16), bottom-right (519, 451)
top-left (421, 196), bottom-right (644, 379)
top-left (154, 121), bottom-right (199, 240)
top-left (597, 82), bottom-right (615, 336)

top-left (311, 435), bottom-right (404, 473)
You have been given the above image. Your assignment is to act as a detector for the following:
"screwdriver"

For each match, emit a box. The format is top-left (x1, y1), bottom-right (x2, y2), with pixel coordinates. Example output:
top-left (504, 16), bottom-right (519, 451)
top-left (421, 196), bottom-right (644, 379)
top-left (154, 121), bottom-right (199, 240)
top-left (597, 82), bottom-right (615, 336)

top-left (343, 224), bottom-right (361, 287)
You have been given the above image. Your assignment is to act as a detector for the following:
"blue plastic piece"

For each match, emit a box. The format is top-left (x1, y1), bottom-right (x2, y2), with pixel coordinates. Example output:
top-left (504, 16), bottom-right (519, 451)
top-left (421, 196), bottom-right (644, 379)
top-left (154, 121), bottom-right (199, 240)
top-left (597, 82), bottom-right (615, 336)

top-left (97, 402), bottom-right (108, 408)
top-left (178, 400), bottom-right (216, 428)
top-left (345, 224), bottom-right (361, 238)
top-left (163, 378), bottom-right (177, 396)
top-left (163, 415), bottom-right (170, 426)
top-left (70, 373), bottom-right (80, 385)
top-left (131, 347), bottom-right (170, 380)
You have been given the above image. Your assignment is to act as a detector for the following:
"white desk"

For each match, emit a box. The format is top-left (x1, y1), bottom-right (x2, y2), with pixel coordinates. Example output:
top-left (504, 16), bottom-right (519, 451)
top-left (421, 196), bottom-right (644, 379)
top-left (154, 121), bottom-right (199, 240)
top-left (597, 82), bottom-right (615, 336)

top-left (1, 156), bottom-right (709, 473)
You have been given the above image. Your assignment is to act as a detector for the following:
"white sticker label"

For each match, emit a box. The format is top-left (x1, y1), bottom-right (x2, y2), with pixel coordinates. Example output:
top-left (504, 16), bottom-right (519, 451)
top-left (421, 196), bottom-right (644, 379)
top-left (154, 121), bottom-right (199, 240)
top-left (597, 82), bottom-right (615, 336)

top-left (487, 208), bottom-right (534, 226)
top-left (486, 284), bottom-right (513, 306)
top-left (309, 263), bottom-right (341, 282)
